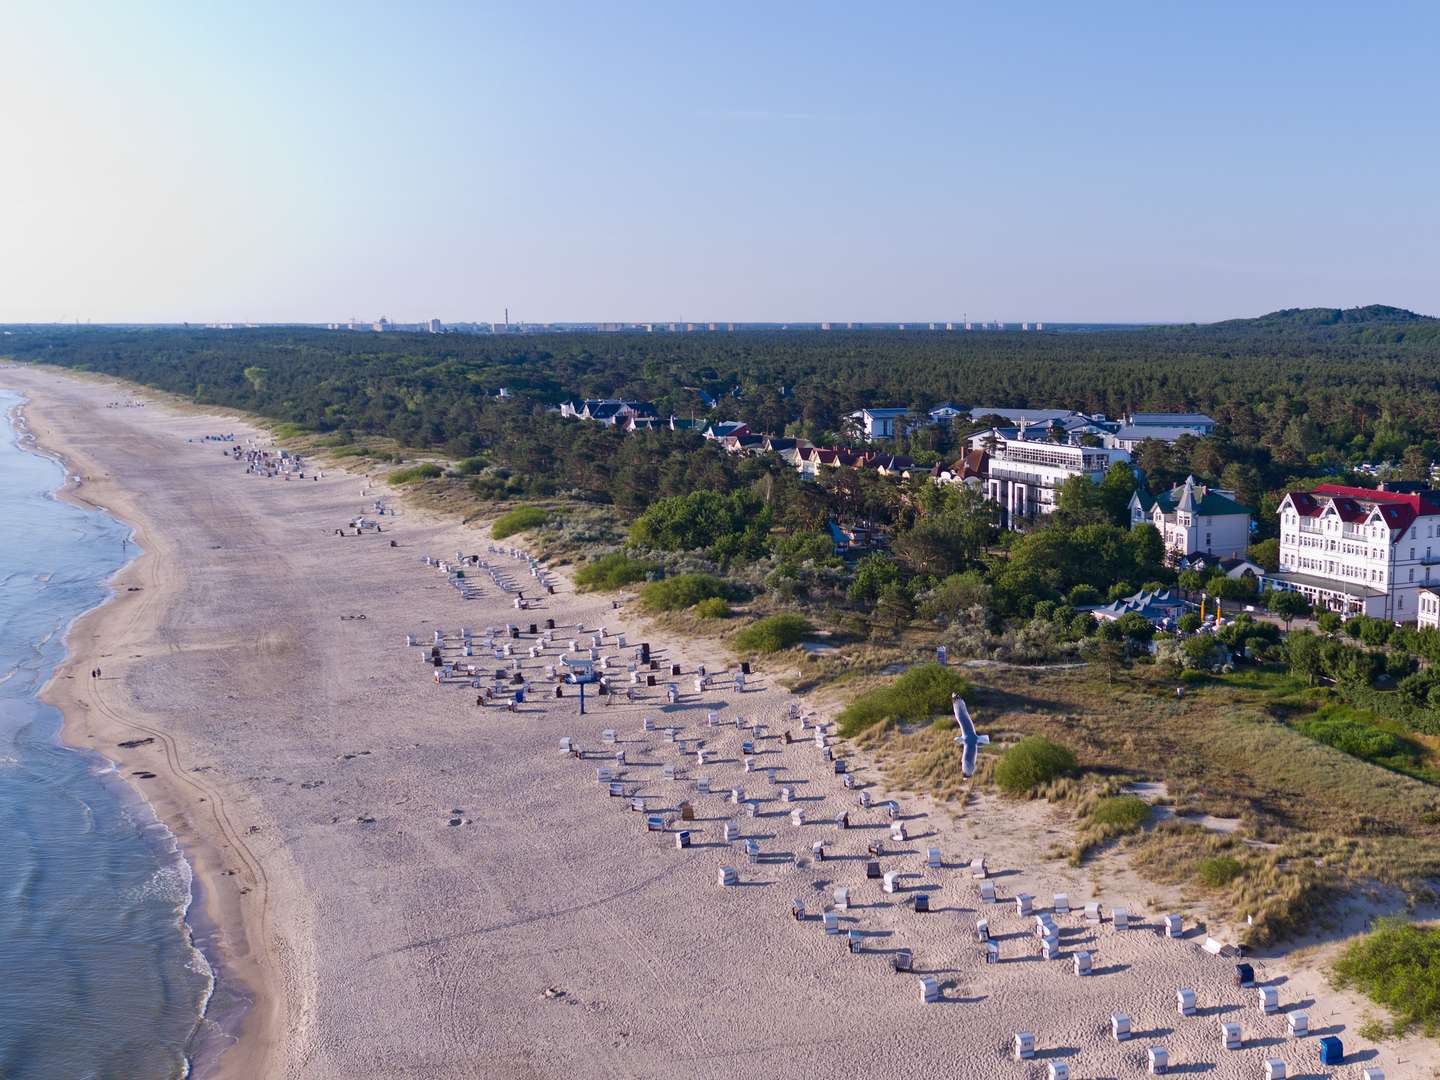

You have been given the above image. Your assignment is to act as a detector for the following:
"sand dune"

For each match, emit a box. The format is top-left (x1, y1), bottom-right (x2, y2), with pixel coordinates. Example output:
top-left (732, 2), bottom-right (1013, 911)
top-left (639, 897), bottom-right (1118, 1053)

top-left (2, 365), bottom-right (1421, 1079)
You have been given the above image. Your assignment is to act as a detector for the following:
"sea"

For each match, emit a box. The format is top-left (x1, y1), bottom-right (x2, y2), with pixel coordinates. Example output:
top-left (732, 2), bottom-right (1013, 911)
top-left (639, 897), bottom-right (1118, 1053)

top-left (0, 389), bottom-right (216, 1078)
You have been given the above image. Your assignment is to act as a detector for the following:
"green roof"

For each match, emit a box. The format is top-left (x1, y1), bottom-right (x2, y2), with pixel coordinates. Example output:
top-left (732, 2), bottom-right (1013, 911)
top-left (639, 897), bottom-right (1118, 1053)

top-left (1142, 479), bottom-right (1251, 517)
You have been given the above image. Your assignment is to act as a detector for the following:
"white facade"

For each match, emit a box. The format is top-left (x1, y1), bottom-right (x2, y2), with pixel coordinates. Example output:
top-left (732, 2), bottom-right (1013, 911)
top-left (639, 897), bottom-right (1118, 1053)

top-left (1272, 486), bottom-right (1440, 620)
top-left (1419, 587), bottom-right (1440, 629)
top-left (1129, 477), bottom-right (1251, 561)
top-left (849, 408), bottom-right (909, 440)
top-left (983, 440), bottom-right (1131, 529)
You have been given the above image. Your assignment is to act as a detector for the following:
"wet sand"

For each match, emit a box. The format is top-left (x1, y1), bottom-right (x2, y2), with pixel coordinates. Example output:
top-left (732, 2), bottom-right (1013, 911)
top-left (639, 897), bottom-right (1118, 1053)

top-left (2, 364), bottom-right (1429, 1079)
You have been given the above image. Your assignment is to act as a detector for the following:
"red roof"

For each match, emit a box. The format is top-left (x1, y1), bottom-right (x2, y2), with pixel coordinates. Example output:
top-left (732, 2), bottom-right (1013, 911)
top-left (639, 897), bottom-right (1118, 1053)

top-left (1284, 484), bottom-right (1440, 540)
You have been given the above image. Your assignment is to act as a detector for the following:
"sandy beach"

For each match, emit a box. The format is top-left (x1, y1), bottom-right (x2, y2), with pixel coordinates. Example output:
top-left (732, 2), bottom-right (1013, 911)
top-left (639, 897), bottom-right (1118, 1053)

top-left (2, 364), bottom-right (1430, 1080)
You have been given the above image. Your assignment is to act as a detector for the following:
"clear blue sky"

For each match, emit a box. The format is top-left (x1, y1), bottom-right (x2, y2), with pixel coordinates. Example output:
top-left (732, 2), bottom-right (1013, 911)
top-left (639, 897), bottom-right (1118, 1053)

top-left (3, 1), bottom-right (1437, 324)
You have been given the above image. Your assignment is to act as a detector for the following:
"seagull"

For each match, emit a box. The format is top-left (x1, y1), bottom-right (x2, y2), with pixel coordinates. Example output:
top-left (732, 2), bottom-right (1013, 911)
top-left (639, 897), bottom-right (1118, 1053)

top-left (952, 693), bottom-right (986, 777)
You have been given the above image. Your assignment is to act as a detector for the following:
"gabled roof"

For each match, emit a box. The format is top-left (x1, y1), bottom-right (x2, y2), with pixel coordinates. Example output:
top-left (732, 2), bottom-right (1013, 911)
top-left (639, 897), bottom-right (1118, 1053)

top-left (704, 421), bottom-right (749, 438)
top-left (1282, 483), bottom-right (1440, 539)
top-left (852, 407), bottom-right (910, 419)
top-left (1148, 477), bottom-right (1251, 517)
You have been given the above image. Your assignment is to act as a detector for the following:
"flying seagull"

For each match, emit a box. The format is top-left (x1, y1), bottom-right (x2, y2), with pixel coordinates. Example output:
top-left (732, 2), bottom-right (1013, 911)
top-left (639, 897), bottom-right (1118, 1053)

top-left (951, 693), bottom-right (987, 777)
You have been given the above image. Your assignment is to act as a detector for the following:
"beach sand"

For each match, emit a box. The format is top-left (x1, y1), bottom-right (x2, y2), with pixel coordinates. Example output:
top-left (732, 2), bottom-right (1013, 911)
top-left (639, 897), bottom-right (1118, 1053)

top-left (2, 364), bottom-right (1431, 1080)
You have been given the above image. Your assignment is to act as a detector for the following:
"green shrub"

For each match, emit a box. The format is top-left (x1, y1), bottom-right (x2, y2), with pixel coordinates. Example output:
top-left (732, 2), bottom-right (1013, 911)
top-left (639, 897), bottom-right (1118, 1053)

top-left (734, 613), bottom-right (811, 652)
top-left (691, 597), bottom-right (732, 619)
top-left (1197, 855), bottom-right (1244, 887)
top-left (330, 445), bottom-right (370, 458)
top-left (836, 663), bottom-right (969, 737)
top-left (574, 553), bottom-right (657, 592)
top-left (1331, 917), bottom-right (1440, 1035)
top-left (1088, 795), bottom-right (1150, 832)
top-left (388, 463), bottom-right (444, 485)
top-left (491, 505), bottom-right (549, 539)
top-left (994, 736), bottom-right (1077, 795)
top-left (638, 573), bottom-right (732, 612)
top-left (456, 456), bottom-right (487, 475)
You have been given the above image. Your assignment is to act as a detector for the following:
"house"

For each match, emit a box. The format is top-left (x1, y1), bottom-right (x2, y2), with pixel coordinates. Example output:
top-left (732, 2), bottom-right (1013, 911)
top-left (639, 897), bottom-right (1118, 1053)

top-left (560, 399), bottom-right (659, 426)
top-left (1176, 552), bottom-right (1266, 583)
top-left (979, 438), bottom-right (1132, 529)
top-left (865, 453), bottom-right (916, 478)
top-left (932, 448), bottom-right (988, 487)
top-left (1085, 587), bottom-right (1191, 628)
top-left (1420, 587), bottom-right (1440, 629)
top-left (1129, 476), bottom-right (1252, 562)
top-left (702, 420), bottom-right (750, 440)
top-left (967, 406), bottom-right (1078, 428)
top-left (1124, 411), bottom-right (1216, 435)
top-left (848, 407), bottom-right (910, 440)
top-left (927, 402), bottom-right (967, 425)
top-left (1106, 425), bottom-right (1212, 452)
top-left (1269, 483), bottom-right (1440, 620)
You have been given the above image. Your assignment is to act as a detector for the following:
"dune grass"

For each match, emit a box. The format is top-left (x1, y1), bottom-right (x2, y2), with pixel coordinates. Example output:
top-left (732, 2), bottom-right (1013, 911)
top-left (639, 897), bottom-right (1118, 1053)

top-left (691, 597), bottom-right (732, 619)
top-left (491, 505), bottom-right (548, 539)
top-left (995, 736), bottom-right (1078, 796)
top-left (734, 613), bottom-right (812, 653)
top-left (637, 573), bottom-right (732, 612)
top-left (388, 462), bottom-right (444, 485)
top-left (573, 552), bottom-right (656, 592)
top-left (836, 663), bottom-right (969, 737)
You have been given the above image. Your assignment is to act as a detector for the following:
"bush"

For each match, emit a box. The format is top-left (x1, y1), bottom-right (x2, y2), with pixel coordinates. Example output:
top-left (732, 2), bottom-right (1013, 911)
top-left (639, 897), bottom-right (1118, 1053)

top-left (1316, 611), bottom-right (1343, 634)
top-left (638, 573), bottom-right (733, 612)
top-left (691, 597), bottom-right (732, 619)
top-left (836, 663), bottom-right (969, 737)
top-left (734, 613), bottom-right (811, 652)
top-left (1331, 917), bottom-right (1440, 1035)
top-left (491, 505), bottom-right (549, 539)
top-left (994, 736), bottom-right (1077, 795)
top-left (1088, 795), bottom-right (1150, 831)
top-left (1197, 855), bottom-right (1244, 887)
top-left (1177, 612), bottom-right (1202, 634)
top-left (574, 553), bottom-right (657, 592)
top-left (387, 462), bottom-right (444, 485)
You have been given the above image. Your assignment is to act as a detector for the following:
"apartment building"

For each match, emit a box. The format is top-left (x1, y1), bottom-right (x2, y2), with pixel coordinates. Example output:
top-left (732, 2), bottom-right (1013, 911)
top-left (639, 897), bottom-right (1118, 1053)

top-left (981, 437), bottom-right (1131, 529)
top-left (1271, 483), bottom-right (1440, 620)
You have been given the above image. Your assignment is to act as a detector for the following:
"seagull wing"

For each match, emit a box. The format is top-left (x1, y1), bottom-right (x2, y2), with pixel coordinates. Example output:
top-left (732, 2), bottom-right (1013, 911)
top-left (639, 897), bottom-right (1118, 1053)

top-left (952, 696), bottom-right (979, 777)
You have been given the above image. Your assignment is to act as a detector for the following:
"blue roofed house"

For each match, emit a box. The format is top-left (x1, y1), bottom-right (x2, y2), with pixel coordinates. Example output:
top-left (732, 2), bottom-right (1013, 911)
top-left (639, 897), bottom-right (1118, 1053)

top-left (1124, 411), bottom-right (1216, 431)
top-left (927, 402), bottom-right (968, 425)
top-left (848, 407), bottom-right (910, 440)
top-left (1086, 587), bottom-right (1192, 629)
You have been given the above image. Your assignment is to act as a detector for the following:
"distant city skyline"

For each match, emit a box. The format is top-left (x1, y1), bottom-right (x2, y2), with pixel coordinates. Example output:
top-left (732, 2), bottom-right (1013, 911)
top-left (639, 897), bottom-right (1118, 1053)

top-left (3, 1), bottom-right (1438, 325)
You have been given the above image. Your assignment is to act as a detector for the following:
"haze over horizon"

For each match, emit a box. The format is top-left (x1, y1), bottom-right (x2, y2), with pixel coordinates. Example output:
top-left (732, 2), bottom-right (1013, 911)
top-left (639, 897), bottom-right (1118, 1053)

top-left (4, 1), bottom-right (1438, 325)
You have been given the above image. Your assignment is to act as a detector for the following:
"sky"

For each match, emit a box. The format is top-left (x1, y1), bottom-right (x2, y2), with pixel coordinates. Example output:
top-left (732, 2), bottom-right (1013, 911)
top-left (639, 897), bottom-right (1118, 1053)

top-left (2, 1), bottom-right (1438, 325)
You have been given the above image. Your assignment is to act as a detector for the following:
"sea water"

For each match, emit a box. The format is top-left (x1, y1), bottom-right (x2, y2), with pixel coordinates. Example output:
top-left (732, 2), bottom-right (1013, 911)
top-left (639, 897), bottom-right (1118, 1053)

top-left (0, 389), bottom-right (213, 1078)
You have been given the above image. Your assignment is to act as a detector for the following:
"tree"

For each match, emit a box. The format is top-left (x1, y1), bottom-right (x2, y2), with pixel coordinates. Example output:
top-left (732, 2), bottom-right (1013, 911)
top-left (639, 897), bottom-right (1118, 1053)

top-left (1098, 462), bottom-right (1139, 526)
top-left (1177, 611), bottom-right (1202, 634)
top-left (1115, 611), bottom-right (1156, 642)
top-left (848, 553), bottom-right (901, 605)
top-left (1316, 610), bottom-right (1343, 634)
top-left (1266, 589), bottom-right (1310, 628)
top-left (1177, 569), bottom-right (1204, 596)
top-left (1286, 631), bottom-right (1325, 686)
top-left (1248, 538), bottom-right (1280, 573)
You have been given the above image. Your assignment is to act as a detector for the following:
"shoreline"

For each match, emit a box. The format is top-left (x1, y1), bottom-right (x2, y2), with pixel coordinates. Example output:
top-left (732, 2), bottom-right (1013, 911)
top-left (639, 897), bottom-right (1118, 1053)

top-left (5, 375), bottom-right (286, 1080)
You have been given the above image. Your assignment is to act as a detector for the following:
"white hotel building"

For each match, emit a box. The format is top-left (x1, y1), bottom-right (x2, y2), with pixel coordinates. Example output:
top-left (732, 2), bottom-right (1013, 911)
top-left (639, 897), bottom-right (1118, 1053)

top-left (972, 432), bottom-right (1131, 529)
top-left (1272, 484), bottom-right (1440, 620)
